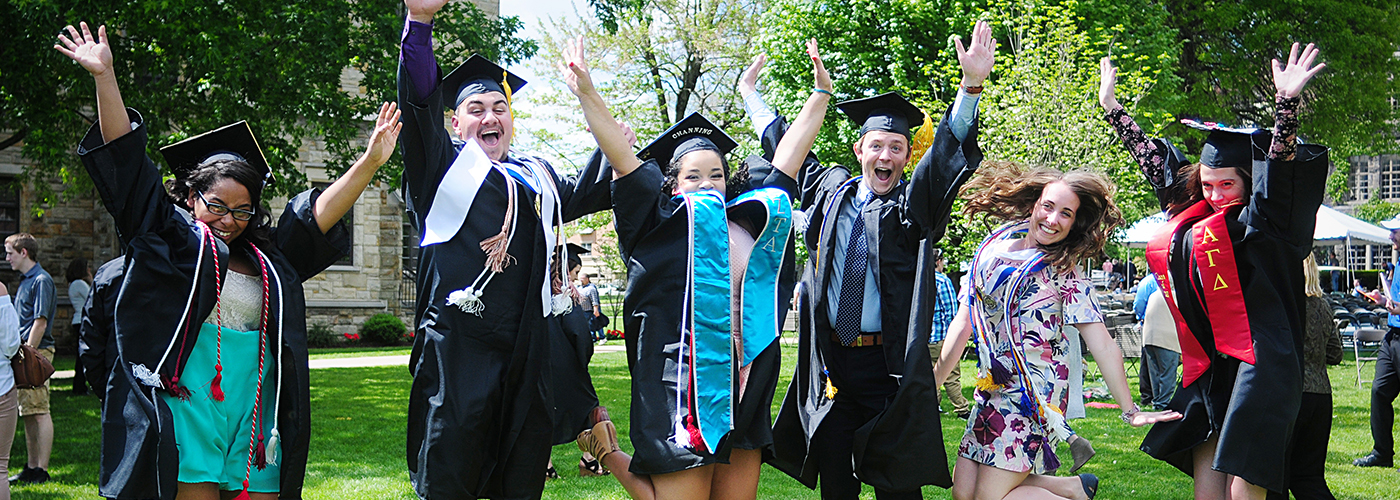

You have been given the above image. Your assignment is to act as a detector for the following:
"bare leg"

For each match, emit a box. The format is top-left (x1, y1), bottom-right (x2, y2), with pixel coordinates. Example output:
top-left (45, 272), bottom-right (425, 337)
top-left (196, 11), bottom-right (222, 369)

top-left (952, 457), bottom-right (981, 500)
top-left (176, 483), bottom-right (220, 500)
top-left (1192, 436), bottom-right (1228, 500)
top-left (709, 448), bottom-right (761, 500)
top-left (224, 493), bottom-right (278, 500)
top-left (1023, 474), bottom-right (1092, 500)
top-left (1226, 475), bottom-right (1266, 500)
top-left (969, 462), bottom-right (1068, 500)
top-left (651, 464), bottom-right (714, 500)
top-left (22, 414), bottom-right (52, 469)
top-left (599, 449), bottom-right (656, 500)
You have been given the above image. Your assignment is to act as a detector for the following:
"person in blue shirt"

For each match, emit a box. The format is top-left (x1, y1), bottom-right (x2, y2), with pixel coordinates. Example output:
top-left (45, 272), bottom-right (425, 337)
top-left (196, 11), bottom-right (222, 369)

top-left (1356, 222), bottom-right (1400, 468)
top-left (928, 250), bottom-right (969, 419)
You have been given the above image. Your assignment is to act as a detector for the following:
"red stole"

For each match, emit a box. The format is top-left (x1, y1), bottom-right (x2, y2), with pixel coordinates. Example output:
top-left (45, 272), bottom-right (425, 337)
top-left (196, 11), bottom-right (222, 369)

top-left (1144, 201), bottom-right (1254, 387)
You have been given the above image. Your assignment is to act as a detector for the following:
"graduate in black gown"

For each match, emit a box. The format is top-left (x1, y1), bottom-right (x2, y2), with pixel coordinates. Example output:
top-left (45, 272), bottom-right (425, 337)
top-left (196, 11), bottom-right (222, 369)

top-left (58, 22), bottom-right (394, 499)
top-left (757, 20), bottom-right (992, 499)
top-left (1098, 45), bottom-right (1329, 498)
top-left (546, 243), bottom-right (607, 479)
top-left (397, 1), bottom-right (616, 498)
top-left (78, 257), bottom-right (123, 402)
top-left (561, 37), bottom-right (830, 500)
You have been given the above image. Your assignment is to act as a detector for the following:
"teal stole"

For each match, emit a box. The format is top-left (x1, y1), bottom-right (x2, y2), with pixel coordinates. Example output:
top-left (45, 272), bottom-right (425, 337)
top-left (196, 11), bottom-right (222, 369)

top-left (727, 187), bottom-right (792, 366)
top-left (674, 190), bottom-right (732, 453)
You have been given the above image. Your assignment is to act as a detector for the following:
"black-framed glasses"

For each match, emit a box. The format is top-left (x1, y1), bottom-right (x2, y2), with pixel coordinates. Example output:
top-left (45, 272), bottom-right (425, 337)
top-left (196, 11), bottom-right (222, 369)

top-left (197, 192), bottom-right (256, 221)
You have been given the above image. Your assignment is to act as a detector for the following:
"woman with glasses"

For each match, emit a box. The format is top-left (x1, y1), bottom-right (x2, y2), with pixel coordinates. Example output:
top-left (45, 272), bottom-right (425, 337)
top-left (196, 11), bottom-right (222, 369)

top-left (57, 23), bottom-right (399, 500)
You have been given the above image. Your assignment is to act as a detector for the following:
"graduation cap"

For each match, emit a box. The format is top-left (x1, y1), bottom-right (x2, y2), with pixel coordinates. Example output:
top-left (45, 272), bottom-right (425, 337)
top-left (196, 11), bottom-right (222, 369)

top-left (636, 113), bottom-right (737, 168)
top-left (837, 92), bottom-right (925, 139)
top-left (159, 121), bottom-right (272, 187)
top-left (1181, 119), bottom-right (1271, 170)
top-left (442, 54), bottom-right (528, 110)
top-left (566, 243), bottom-right (589, 269)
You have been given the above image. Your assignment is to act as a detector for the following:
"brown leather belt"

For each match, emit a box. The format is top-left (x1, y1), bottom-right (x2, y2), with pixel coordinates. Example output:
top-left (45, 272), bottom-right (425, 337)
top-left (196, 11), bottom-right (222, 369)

top-left (832, 332), bottom-right (883, 347)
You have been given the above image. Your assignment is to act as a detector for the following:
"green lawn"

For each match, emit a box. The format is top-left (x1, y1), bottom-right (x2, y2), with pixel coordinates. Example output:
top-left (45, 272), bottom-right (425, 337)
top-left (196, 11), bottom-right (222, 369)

top-left (12, 345), bottom-right (1400, 498)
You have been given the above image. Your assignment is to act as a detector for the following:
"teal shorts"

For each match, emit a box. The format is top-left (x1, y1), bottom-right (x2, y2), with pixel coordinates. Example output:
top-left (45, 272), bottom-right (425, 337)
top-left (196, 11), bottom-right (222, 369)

top-left (159, 322), bottom-right (281, 492)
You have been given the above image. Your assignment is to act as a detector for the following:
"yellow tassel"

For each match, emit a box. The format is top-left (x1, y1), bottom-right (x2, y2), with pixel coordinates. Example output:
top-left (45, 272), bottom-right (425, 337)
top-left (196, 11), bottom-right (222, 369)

top-left (824, 379), bottom-right (838, 400)
top-left (975, 374), bottom-right (1001, 392)
top-left (502, 70), bottom-right (513, 104)
top-left (906, 110), bottom-right (936, 173)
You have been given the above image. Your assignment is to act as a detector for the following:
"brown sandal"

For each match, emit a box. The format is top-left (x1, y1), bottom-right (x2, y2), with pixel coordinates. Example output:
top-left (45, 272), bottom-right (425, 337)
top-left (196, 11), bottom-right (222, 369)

top-left (576, 406), bottom-right (621, 461)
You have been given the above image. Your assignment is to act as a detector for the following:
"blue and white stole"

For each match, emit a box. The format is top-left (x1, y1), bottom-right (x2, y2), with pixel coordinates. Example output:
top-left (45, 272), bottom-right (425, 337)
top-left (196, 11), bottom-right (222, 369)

top-left (672, 190), bottom-right (732, 453)
top-left (728, 187), bottom-right (792, 366)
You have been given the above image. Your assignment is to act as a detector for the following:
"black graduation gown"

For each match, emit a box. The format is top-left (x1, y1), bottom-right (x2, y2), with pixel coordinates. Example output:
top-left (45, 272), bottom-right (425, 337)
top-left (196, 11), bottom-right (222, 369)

top-left (76, 109), bottom-right (351, 500)
top-left (79, 256), bottom-right (125, 402)
top-left (396, 63), bottom-right (614, 499)
top-left (767, 104), bottom-right (981, 492)
top-left (1140, 143), bottom-right (1329, 493)
top-left (611, 157), bottom-right (798, 475)
top-left (547, 301), bottom-right (599, 445)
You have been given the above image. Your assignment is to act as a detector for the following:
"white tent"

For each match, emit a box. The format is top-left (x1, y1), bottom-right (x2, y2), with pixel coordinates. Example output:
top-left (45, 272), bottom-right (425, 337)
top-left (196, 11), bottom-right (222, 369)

top-left (1119, 205), bottom-right (1391, 247)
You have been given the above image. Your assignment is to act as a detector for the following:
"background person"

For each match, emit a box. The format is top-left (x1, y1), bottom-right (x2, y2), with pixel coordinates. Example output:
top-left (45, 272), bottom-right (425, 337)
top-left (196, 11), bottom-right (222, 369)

top-left (929, 250), bottom-right (969, 419)
top-left (6, 233), bottom-right (55, 486)
top-left (1135, 274), bottom-right (1180, 411)
top-left (65, 258), bottom-right (92, 395)
top-left (1268, 255), bottom-right (1342, 499)
top-left (1355, 221), bottom-right (1400, 469)
top-left (0, 282), bottom-right (21, 499)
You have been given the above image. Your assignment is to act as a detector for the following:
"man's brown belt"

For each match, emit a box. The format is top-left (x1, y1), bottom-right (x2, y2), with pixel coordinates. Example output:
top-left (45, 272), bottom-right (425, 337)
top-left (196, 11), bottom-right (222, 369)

top-left (832, 332), bottom-right (882, 347)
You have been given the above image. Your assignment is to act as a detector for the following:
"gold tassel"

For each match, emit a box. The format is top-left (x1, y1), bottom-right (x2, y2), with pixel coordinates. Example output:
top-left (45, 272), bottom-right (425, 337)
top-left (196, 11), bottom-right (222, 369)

top-left (906, 110), bottom-right (936, 173)
top-left (502, 70), bottom-right (513, 104)
top-left (824, 379), bottom-right (838, 400)
top-left (975, 373), bottom-right (1002, 392)
top-left (480, 180), bottom-right (517, 273)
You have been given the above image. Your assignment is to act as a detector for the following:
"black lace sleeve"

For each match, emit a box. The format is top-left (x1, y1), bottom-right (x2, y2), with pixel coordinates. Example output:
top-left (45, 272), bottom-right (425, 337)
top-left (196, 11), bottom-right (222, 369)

top-left (1271, 95), bottom-right (1301, 161)
top-left (1104, 106), bottom-right (1168, 187)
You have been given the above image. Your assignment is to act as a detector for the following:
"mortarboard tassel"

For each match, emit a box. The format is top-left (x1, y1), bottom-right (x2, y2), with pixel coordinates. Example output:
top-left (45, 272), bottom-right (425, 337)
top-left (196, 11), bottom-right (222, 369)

top-left (907, 110), bottom-right (936, 173)
top-left (502, 70), bottom-right (513, 104)
top-left (210, 364), bottom-right (225, 401)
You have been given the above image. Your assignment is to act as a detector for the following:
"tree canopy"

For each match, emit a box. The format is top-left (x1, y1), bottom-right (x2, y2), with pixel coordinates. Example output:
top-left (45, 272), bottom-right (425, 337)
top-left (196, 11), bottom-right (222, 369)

top-left (0, 0), bottom-right (535, 207)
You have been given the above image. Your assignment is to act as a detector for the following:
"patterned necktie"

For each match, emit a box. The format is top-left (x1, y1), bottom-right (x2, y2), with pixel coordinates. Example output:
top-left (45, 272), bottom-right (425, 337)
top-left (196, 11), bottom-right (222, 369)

top-left (833, 193), bottom-right (871, 346)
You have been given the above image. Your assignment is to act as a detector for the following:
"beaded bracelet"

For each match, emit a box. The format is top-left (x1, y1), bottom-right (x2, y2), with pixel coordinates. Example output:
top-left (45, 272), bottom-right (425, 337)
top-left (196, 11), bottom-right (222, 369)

top-left (1120, 402), bottom-right (1141, 424)
top-left (813, 88), bottom-right (833, 96)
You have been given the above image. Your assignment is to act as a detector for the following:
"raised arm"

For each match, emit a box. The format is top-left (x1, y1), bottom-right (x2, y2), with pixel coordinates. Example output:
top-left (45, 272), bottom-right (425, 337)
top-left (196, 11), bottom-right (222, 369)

top-left (769, 39), bottom-right (832, 180)
top-left (1269, 42), bottom-right (1324, 162)
top-left (313, 102), bottom-right (402, 233)
top-left (56, 23), bottom-right (128, 144)
top-left (1098, 57), bottom-right (1169, 188)
top-left (562, 36), bottom-right (641, 178)
top-left (1077, 322), bottom-right (1182, 426)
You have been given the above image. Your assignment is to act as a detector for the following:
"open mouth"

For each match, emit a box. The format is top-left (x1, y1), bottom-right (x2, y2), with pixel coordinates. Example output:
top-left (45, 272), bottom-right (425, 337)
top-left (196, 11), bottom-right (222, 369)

top-left (1039, 223), bottom-right (1060, 237)
top-left (480, 130), bottom-right (502, 148)
top-left (211, 227), bottom-right (233, 240)
top-left (873, 166), bottom-right (894, 182)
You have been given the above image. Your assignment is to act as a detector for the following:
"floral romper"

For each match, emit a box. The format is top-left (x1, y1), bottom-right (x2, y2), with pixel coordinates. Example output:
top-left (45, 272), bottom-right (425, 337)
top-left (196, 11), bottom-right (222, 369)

top-left (958, 233), bottom-right (1103, 474)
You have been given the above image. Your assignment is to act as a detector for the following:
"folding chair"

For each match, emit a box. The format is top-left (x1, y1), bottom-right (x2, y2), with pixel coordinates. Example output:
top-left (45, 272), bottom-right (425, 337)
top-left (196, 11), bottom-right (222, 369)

top-left (1356, 327), bottom-right (1387, 389)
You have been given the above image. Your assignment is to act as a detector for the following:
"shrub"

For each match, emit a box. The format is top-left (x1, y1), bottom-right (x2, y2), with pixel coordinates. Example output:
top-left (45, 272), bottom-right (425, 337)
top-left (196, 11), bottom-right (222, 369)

top-left (360, 313), bottom-right (408, 346)
top-left (307, 322), bottom-right (338, 348)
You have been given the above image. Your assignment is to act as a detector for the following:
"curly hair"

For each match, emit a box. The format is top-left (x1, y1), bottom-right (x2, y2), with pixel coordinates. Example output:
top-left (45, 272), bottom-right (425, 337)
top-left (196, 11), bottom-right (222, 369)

top-left (960, 161), bottom-right (1125, 271)
top-left (164, 158), bottom-right (275, 249)
top-left (1165, 163), bottom-right (1253, 217)
top-left (658, 150), bottom-right (751, 200)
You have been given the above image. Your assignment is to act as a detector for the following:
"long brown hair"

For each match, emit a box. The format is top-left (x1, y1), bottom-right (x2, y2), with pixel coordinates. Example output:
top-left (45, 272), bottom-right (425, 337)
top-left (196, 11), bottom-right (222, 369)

top-left (961, 161), bottom-right (1125, 271)
top-left (1166, 163), bottom-right (1253, 217)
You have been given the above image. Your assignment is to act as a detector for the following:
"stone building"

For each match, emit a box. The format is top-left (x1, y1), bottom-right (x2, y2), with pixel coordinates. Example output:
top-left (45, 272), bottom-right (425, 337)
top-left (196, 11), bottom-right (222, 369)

top-left (1338, 154), bottom-right (1400, 270)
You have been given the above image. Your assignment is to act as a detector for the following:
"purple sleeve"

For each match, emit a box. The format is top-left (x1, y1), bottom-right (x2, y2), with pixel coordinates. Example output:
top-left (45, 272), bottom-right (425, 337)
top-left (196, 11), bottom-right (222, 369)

top-left (401, 19), bottom-right (439, 104)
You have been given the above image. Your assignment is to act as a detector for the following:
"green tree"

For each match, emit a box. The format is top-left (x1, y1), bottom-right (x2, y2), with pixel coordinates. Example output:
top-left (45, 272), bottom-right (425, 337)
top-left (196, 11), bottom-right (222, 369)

top-left (0, 0), bottom-right (534, 209)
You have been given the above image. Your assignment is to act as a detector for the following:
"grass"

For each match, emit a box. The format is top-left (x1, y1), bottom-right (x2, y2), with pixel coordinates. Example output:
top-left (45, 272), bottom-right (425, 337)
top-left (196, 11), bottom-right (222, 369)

top-left (11, 345), bottom-right (1400, 498)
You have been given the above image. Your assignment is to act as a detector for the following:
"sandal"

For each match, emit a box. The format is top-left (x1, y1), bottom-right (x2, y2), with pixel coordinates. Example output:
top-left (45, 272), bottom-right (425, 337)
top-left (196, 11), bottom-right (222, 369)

top-left (1068, 434), bottom-right (1096, 473)
top-left (545, 464), bottom-right (560, 480)
top-left (1079, 473), bottom-right (1099, 499)
top-left (579, 456), bottom-right (611, 477)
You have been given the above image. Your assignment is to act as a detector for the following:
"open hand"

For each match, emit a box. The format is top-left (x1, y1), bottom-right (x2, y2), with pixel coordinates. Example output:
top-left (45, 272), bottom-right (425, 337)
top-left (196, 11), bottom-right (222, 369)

top-left (739, 53), bottom-right (766, 97)
top-left (560, 36), bottom-right (598, 99)
top-left (1272, 42), bottom-right (1325, 99)
top-left (807, 38), bottom-right (832, 94)
top-left (405, 0), bottom-right (450, 23)
top-left (619, 120), bottom-right (637, 148)
top-left (362, 102), bottom-right (403, 168)
top-left (1098, 56), bottom-right (1119, 110)
top-left (955, 20), bottom-right (995, 88)
top-left (1128, 409), bottom-right (1182, 427)
top-left (55, 22), bottom-right (114, 77)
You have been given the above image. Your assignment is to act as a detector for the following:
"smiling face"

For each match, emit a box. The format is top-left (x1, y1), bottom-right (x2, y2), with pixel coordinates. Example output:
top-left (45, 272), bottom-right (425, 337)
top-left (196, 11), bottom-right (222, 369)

top-left (671, 149), bottom-right (726, 195)
top-left (1028, 181), bottom-right (1080, 247)
top-left (1199, 166), bottom-right (1247, 212)
top-left (186, 177), bottom-right (253, 242)
top-left (452, 90), bottom-right (515, 161)
top-left (853, 131), bottom-right (911, 196)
